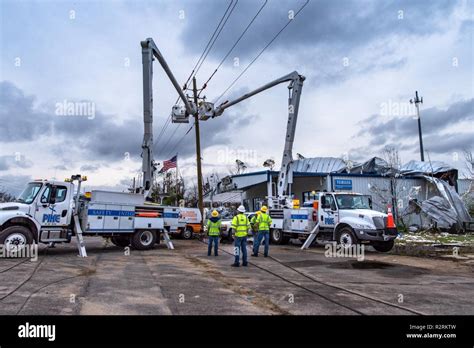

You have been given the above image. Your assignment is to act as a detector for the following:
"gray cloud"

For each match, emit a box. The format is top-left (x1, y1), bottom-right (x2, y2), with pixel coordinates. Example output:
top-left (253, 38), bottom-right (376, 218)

top-left (181, 0), bottom-right (456, 66)
top-left (354, 98), bottom-right (474, 155)
top-left (0, 155), bottom-right (33, 171)
top-left (0, 81), bottom-right (255, 165)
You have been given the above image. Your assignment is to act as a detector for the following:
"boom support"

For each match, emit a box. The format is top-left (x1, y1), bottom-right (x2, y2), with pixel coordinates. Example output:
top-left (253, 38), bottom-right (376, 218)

top-left (208, 71), bottom-right (305, 207)
top-left (140, 38), bottom-right (195, 197)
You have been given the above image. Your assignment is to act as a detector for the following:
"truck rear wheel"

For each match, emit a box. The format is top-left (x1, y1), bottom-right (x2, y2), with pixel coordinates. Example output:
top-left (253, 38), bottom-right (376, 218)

top-left (182, 227), bottom-right (193, 240)
top-left (111, 236), bottom-right (130, 248)
top-left (0, 225), bottom-right (34, 255)
top-left (131, 230), bottom-right (157, 250)
top-left (372, 240), bottom-right (394, 252)
top-left (270, 229), bottom-right (284, 245)
top-left (336, 227), bottom-right (357, 248)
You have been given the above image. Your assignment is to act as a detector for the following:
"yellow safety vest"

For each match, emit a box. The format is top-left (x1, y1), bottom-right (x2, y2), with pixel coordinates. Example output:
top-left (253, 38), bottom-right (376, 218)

top-left (231, 214), bottom-right (250, 237)
top-left (207, 220), bottom-right (221, 236)
top-left (256, 213), bottom-right (272, 231)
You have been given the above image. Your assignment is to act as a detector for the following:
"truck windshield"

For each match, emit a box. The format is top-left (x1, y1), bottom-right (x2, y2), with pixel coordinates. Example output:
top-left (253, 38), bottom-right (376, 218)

top-left (16, 182), bottom-right (42, 204)
top-left (335, 194), bottom-right (371, 209)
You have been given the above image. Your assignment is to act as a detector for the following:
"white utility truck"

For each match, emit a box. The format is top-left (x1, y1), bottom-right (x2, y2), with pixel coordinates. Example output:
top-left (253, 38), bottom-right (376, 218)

top-left (0, 176), bottom-right (169, 254)
top-left (0, 38), bottom-right (197, 257)
top-left (268, 192), bottom-right (397, 252)
top-left (193, 71), bottom-right (397, 252)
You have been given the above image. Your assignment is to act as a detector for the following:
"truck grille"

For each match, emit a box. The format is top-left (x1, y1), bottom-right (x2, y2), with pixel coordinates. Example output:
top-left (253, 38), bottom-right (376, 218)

top-left (372, 217), bottom-right (385, 229)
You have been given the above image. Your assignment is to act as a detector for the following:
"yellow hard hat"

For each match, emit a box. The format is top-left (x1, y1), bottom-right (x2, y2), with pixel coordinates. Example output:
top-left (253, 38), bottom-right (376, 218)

top-left (261, 205), bottom-right (268, 212)
top-left (211, 210), bottom-right (219, 217)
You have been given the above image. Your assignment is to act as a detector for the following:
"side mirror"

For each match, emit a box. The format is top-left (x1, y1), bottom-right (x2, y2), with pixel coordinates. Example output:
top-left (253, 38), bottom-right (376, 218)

top-left (321, 196), bottom-right (329, 209)
top-left (368, 197), bottom-right (373, 209)
top-left (49, 186), bottom-right (57, 205)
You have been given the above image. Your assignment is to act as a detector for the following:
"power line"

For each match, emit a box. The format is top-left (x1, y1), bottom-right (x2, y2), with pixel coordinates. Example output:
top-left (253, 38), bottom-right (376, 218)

top-left (182, 0), bottom-right (236, 93)
top-left (213, 0), bottom-right (310, 104)
top-left (199, 0), bottom-right (268, 96)
top-left (155, 0), bottom-right (237, 157)
top-left (192, 0), bottom-right (239, 81)
top-left (165, 125), bottom-right (195, 159)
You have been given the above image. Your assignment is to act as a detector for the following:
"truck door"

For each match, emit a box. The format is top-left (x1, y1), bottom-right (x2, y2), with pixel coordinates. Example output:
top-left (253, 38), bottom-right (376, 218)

top-left (34, 184), bottom-right (70, 226)
top-left (319, 194), bottom-right (338, 230)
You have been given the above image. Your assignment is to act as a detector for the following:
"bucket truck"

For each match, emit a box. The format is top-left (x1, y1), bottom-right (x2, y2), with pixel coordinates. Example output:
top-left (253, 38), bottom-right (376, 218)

top-left (0, 38), bottom-right (194, 257)
top-left (195, 72), bottom-right (397, 251)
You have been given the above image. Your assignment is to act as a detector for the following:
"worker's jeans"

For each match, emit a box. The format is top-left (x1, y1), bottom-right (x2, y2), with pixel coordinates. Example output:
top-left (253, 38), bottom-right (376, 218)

top-left (234, 236), bottom-right (248, 265)
top-left (252, 231), bottom-right (259, 254)
top-left (208, 236), bottom-right (219, 256)
top-left (256, 230), bottom-right (270, 256)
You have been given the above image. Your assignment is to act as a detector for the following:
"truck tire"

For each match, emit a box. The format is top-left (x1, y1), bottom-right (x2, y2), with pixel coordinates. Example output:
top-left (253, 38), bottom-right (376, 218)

top-left (270, 229), bottom-right (284, 245)
top-left (131, 230), bottom-right (157, 250)
top-left (182, 227), bottom-right (193, 240)
top-left (0, 225), bottom-right (34, 255)
top-left (111, 236), bottom-right (130, 248)
top-left (372, 240), bottom-right (394, 252)
top-left (336, 227), bottom-right (357, 248)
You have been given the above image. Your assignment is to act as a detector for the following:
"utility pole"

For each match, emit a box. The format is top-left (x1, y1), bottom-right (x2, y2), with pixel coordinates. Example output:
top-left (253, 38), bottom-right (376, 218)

top-left (193, 77), bottom-right (204, 228)
top-left (410, 91), bottom-right (424, 161)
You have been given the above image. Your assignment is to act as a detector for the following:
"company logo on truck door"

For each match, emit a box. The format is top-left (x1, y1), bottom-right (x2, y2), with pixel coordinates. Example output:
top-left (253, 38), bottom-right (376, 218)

top-left (324, 217), bottom-right (335, 225)
top-left (42, 206), bottom-right (60, 223)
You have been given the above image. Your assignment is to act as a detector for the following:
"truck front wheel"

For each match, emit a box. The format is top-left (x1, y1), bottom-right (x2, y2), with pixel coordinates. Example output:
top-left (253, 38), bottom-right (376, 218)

top-left (131, 230), bottom-right (157, 250)
top-left (336, 227), bottom-right (357, 248)
top-left (0, 225), bottom-right (34, 255)
top-left (372, 240), bottom-right (394, 252)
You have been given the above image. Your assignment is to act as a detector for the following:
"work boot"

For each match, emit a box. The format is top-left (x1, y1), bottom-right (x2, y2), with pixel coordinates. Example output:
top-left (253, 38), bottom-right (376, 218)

top-left (251, 253), bottom-right (258, 257)
top-left (264, 254), bottom-right (268, 257)
top-left (231, 263), bottom-right (240, 267)
top-left (215, 253), bottom-right (218, 256)
top-left (242, 263), bottom-right (248, 267)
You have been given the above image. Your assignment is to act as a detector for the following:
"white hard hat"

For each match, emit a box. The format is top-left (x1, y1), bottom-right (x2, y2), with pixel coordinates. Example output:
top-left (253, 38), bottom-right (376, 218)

top-left (237, 205), bottom-right (246, 213)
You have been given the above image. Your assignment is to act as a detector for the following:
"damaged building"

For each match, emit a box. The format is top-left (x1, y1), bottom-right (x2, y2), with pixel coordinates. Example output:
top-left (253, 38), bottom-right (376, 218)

top-left (206, 157), bottom-right (473, 233)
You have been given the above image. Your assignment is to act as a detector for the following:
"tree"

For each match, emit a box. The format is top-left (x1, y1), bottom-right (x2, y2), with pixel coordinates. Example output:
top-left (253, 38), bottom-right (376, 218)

top-left (229, 159), bottom-right (247, 175)
top-left (263, 158), bottom-right (275, 170)
top-left (0, 190), bottom-right (16, 202)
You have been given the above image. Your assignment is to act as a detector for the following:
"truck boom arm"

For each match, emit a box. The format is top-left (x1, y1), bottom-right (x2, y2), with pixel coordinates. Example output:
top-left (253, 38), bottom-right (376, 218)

top-left (140, 38), bottom-right (195, 197)
top-left (213, 71), bottom-right (305, 204)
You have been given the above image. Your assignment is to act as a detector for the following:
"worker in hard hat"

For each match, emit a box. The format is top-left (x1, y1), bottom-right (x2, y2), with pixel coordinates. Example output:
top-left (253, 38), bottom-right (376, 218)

top-left (251, 211), bottom-right (261, 256)
top-left (207, 210), bottom-right (221, 256)
top-left (252, 205), bottom-right (272, 257)
top-left (231, 205), bottom-right (251, 267)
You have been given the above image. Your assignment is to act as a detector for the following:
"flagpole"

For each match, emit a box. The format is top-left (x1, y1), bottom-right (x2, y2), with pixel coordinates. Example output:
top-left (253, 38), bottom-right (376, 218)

top-left (175, 153), bottom-right (178, 206)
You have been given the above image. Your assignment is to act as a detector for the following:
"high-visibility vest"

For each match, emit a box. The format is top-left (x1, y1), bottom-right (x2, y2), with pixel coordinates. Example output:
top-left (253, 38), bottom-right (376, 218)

top-left (207, 219), bottom-right (221, 236)
top-left (231, 213), bottom-right (250, 237)
top-left (256, 213), bottom-right (272, 231)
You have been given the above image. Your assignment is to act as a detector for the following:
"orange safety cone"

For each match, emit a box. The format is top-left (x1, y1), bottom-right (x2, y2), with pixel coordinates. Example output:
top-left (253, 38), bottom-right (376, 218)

top-left (386, 205), bottom-right (396, 229)
top-left (386, 205), bottom-right (397, 236)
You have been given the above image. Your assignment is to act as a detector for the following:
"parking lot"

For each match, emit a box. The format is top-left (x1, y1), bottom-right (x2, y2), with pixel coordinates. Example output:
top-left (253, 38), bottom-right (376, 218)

top-left (1, 238), bottom-right (473, 315)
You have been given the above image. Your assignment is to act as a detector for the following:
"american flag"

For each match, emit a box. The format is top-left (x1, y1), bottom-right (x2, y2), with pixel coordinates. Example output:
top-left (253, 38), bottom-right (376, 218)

top-left (161, 155), bottom-right (177, 172)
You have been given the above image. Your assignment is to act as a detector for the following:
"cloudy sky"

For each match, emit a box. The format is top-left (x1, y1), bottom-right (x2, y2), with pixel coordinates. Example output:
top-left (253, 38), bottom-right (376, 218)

top-left (0, 0), bottom-right (472, 195)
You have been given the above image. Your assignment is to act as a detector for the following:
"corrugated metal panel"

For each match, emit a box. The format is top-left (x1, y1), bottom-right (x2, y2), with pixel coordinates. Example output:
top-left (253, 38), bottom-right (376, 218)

top-left (203, 191), bottom-right (243, 203)
top-left (457, 179), bottom-right (473, 195)
top-left (292, 157), bottom-right (346, 173)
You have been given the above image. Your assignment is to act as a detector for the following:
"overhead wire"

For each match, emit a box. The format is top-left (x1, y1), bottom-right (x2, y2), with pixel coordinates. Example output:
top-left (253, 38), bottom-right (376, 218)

top-left (198, 0), bottom-right (268, 96)
top-left (158, 0), bottom-right (239, 158)
top-left (213, 0), bottom-right (310, 104)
